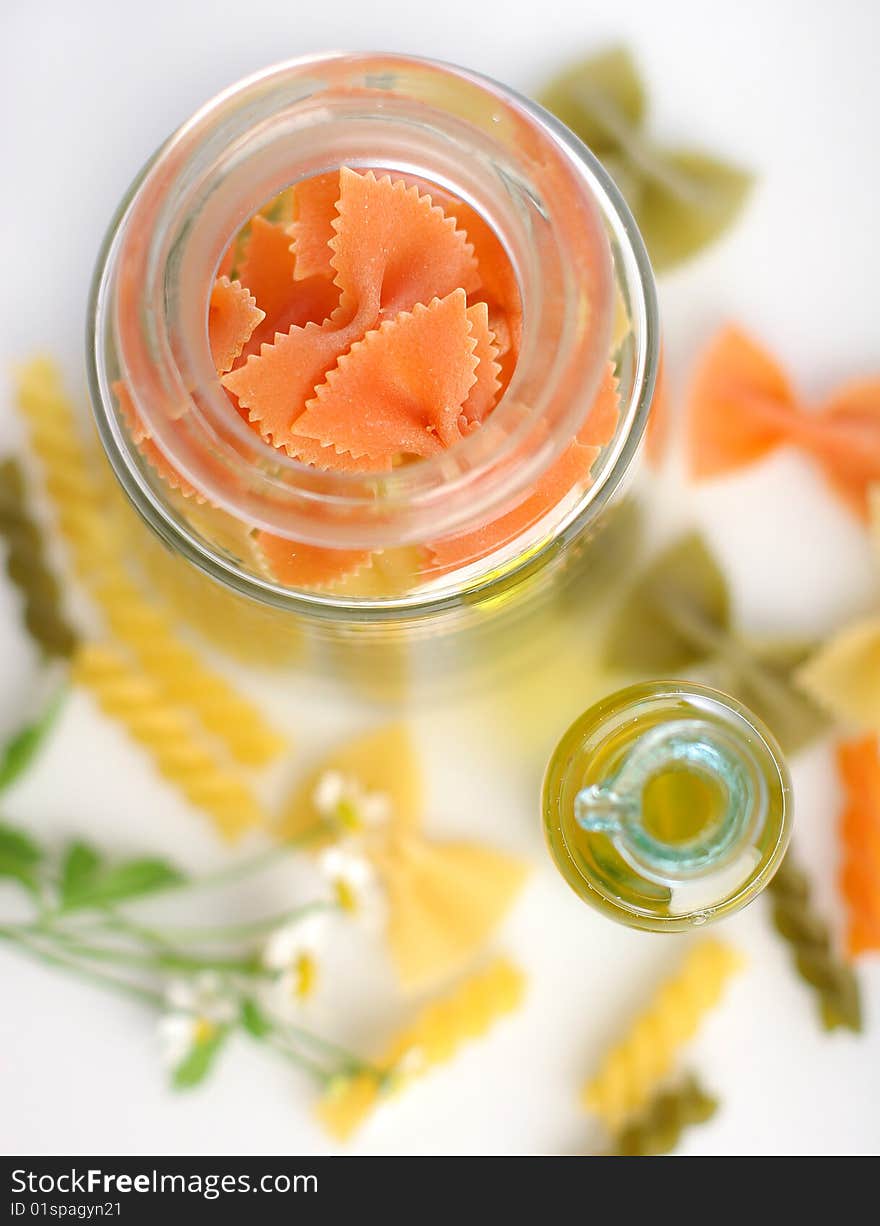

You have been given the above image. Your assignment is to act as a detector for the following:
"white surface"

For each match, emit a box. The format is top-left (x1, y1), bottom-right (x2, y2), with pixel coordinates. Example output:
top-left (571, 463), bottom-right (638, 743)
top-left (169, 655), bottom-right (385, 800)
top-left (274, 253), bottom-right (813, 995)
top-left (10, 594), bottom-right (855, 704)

top-left (2, 0), bottom-right (880, 1157)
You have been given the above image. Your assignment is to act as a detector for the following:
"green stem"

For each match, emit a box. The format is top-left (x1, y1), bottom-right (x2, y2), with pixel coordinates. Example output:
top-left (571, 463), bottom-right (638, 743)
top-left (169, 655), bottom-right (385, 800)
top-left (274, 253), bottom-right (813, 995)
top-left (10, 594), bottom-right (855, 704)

top-left (183, 827), bottom-right (328, 896)
top-left (0, 926), bottom-right (164, 1007)
top-left (263, 1032), bottom-right (333, 1084)
top-left (275, 1018), bottom-right (379, 1076)
top-left (150, 899), bottom-right (338, 944)
top-left (33, 925), bottom-right (262, 976)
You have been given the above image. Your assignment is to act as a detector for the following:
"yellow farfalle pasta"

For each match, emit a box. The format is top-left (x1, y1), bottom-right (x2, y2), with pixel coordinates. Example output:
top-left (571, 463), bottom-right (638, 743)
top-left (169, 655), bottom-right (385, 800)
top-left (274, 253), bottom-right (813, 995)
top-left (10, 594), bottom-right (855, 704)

top-left (797, 617), bottom-right (880, 731)
top-left (582, 940), bottom-right (744, 1129)
top-left (72, 641), bottom-right (267, 839)
top-left (316, 959), bottom-right (525, 1140)
top-left (371, 836), bottom-right (528, 992)
top-left (280, 723), bottom-right (528, 988)
top-left (90, 572), bottom-right (285, 766)
top-left (15, 358), bottom-right (286, 766)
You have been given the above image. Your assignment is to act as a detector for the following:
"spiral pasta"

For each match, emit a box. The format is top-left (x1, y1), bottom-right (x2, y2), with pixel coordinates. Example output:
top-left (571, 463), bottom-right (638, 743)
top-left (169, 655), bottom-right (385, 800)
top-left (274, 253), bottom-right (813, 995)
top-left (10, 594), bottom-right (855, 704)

top-left (0, 458), bottom-right (77, 658)
top-left (89, 572), bottom-right (285, 766)
top-left (612, 1076), bottom-right (718, 1156)
top-left (15, 358), bottom-right (286, 765)
top-left (836, 737), bottom-right (880, 957)
top-left (582, 940), bottom-right (743, 1129)
top-left (15, 358), bottom-right (120, 577)
top-left (316, 959), bottom-right (525, 1140)
top-left (71, 641), bottom-right (267, 839)
top-left (768, 854), bottom-right (862, 1030)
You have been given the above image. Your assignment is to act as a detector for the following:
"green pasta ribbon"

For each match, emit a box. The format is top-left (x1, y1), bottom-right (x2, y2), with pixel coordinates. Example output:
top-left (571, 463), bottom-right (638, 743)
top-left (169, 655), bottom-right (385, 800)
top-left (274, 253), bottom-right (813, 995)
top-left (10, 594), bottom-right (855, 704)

top-left (768, 855), bottom-right (862, 1033)
top-left (603, 533), bottom-right (827, 754)
top-left (612, 1076), bottom-right (718, 1156)
top-left (539, 46), bottom-right (753, 272)
top-left (0, 457), bottom-right (77, 659)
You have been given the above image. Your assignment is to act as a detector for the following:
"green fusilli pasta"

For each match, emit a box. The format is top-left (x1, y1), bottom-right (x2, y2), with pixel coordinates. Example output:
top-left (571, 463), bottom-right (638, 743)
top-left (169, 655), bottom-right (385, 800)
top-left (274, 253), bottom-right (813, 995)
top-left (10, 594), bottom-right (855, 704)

top-left (0, 458), bottom-right (77, 658)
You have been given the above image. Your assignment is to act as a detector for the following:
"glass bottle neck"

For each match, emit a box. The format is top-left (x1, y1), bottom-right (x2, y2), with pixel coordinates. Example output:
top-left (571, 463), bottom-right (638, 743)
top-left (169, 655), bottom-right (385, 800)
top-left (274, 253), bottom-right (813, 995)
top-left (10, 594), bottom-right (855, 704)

top-left (574, 717), bottom-right (765, 884)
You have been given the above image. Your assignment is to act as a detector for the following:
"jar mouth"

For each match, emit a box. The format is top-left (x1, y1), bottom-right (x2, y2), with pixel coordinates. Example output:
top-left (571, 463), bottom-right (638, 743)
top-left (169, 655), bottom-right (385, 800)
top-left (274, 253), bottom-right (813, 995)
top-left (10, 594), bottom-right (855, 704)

top-left (88, 51), bottom-right (658, 618)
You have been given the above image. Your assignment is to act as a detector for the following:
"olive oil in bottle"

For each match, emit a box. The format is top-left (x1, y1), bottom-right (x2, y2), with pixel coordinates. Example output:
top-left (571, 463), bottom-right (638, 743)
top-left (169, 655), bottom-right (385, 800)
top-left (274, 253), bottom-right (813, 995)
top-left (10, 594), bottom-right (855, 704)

top-left (542, 681), bottom-right (791, 930)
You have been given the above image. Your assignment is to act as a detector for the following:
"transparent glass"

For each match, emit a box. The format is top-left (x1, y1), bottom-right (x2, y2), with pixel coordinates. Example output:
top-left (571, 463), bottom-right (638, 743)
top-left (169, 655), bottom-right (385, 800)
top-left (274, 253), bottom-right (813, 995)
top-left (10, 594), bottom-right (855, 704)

top-left (542, 682), bottom-right (792, 931)
top-left (87, 51), bottom-right (658, 647)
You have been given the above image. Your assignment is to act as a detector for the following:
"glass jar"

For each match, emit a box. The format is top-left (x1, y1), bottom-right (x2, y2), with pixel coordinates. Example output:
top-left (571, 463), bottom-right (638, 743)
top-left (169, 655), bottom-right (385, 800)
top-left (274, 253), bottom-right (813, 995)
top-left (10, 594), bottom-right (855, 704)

top-left (87, 52), bottom-right (658, 684)
top-left (542, 681), bottom-right (792, 930)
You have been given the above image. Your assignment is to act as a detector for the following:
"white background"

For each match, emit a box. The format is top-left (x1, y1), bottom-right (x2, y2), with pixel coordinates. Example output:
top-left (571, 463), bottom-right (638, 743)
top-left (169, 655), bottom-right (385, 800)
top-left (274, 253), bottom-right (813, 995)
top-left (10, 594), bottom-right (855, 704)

top-left (1, 0), bottom-right (879, 1156)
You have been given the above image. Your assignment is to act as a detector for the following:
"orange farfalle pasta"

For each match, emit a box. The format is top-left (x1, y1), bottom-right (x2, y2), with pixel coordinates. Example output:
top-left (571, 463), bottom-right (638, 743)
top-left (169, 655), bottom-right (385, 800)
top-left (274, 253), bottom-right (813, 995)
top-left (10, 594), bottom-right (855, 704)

top-left (427, 363), bottom-right (619, 574)
top-left (224, 168), bottom-right (481, 454)
top-left (836, 736), bottom-right (880, 957)
top-left (330, 167), bottom-right (479, 322)
top-left (113, 382), bottom-right (204, 503)
top-left (117, 166), bottom-right (619, 595)
top-left (688, 325), bottom-right (880, 518)
top-left (223, 308), bottom-right (371, 450)
top-left (294, 291), bottom-right (478, 465)
top-left (237, 214), bottom-right (301, 323)
top-left (288, 170), bottom-right (340, 281)
top-left (645, 347), bottom-right (670, 466)
top-left (255, 530), bottom-right (373, 589)
top-left (236, 215), bottom-right (341, 351)
top-left (208, 276), bottom-right (264, 374)
top-left (460, 302), bottom-right (501, 426)
top-left (116, 274), bottom-right (265, 499)
top-left (435, 191), bottom-right (523, 376)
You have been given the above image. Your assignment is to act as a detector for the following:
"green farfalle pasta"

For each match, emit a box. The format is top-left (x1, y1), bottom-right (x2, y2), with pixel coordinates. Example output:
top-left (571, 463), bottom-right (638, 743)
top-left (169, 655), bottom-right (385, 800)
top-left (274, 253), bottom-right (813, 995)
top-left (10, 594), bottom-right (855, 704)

top-left (559, 497), bottom-right (644, 610)
top-left (0, 458), bottom-right (77, 658)
top-left (603, 532), bottom-right (827, 754)
top-left (539, 46), bottom-right (753, 271)
top-left (612, 1076), bottom-right (718, 1156)
top-left (768, 855), bottom-right (862, 1033)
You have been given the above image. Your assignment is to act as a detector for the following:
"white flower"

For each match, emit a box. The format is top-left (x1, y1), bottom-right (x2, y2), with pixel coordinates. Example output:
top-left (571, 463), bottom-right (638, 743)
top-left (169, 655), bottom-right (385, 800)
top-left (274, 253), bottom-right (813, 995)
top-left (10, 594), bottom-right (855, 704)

top-left (158, 972), bottom-right (235, 1069)
top-left (313, 770), bottom-right (391, 834)
top-left (262, 912), bottom-right (328, 1008)
top-left (318, 845), bottom-right (383, 923)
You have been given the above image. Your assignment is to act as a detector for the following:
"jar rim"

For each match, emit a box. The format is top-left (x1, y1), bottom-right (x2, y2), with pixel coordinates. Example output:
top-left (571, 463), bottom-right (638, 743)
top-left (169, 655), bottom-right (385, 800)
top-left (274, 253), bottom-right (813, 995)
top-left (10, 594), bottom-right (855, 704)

top-left (87, 50), bottom-right (659, 620)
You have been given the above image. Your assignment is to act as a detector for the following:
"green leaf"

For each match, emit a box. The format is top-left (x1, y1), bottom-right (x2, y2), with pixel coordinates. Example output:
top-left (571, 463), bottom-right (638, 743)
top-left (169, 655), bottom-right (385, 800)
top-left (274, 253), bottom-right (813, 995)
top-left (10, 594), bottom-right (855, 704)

top-left (0, 689), bottom-right (66, 795)
top-left (172, 1026), bottom-right (229, 1090)
top-left (59, 841), bottom-right (102, 906)
top-left (60, 856), bottom-right (185, 910)
top-left (240, 997), bottom-right (272, 1039)
top-left (0, 820), bottom-right (43, 892)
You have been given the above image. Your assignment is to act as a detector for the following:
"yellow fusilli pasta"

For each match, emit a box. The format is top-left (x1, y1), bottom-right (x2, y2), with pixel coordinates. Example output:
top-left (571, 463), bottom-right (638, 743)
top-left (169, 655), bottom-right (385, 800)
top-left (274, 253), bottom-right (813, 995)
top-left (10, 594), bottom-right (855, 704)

top-left (316, 959), bottom-right (525, 1140)
top-left (15, 358), bottom-right (286, 765)
top-left (15, 359), bottom-right (120, 577)
top-left (582, 940), bottom-right (743, 1129)
top-left (72, 641), bottom-right (267, 839)
top-left (90, 572), bottom-right (285, 766)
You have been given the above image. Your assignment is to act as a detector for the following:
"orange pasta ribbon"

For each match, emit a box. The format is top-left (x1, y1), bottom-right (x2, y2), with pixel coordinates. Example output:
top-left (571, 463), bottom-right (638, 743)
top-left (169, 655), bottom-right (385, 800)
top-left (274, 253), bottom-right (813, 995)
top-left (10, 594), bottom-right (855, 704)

top-left (224, 168), bottom-right (481, 455)
top-left (427, 363), bottom-right (620, 574)
top-left (688, 325), bottom-right (880, 518)
top-left (645, 346), bottom-right (670, 467)
top-left (836, 736), bottom-right (880, 957)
